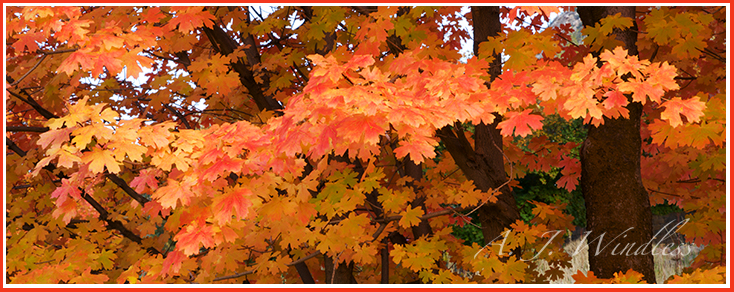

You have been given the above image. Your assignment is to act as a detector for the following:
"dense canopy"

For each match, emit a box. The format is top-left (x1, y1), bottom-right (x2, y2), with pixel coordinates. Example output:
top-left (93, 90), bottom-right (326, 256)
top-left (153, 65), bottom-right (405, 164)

top-left (5, 6), bottom-right (726, 284)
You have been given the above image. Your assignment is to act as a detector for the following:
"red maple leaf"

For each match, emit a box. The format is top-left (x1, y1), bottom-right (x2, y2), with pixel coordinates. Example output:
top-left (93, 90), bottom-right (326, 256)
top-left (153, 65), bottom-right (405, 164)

top-left (130, 169), bottom-right (160, 193)
top-left (160, 250), bottom-right (186, 276)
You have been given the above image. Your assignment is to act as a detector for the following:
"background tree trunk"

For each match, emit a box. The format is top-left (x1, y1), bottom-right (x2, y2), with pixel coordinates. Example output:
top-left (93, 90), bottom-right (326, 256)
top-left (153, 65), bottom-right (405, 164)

top-left (324, 256), bottom-right (358, 284)
top-left (577, 6), bottom-right (656, 283)
top-left (438, 6), bottom-right (521, 246)
top-left (469, 6), bottom-right (521, 246)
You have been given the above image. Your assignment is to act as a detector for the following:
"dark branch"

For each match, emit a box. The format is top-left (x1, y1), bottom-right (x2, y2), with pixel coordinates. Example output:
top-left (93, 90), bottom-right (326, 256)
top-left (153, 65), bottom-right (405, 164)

top-left (106, 174), bottom-right (150, 205)
top-left (41, 48), bottom-right (78, 55)
top-left (162, 104), bottom-right (193, 129)
top-left (212, 251), bottom-right (320, 282)
top-left (202, 23), bottom-right (283, 113)
top-left (10, 54), bottom-right (48, 87)
top-left (6, 137), bottom-right (27, 157)
top-left (698, 48), bottom-right (725, 62)
top-left (9, 136), bottom-right (159, 254)
top-left (80, 190), bottom-right (160, 255)
top-left (6, 89), bottom-right (59, 119)
top-left (143, 49), bottom-right (191, 66)
top-left (6, 126), bottom-right (50, 133)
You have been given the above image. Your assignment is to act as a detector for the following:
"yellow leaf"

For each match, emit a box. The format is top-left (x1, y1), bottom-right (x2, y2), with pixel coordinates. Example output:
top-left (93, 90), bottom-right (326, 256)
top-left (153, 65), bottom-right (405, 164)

top-left (83, 147), bottom-right (120, 174)
top-left (99, 107), bottom-right (119, 123)
top-left (57, 147), bottom-right (82, 168)
top-left (399, 206), bottom-right (424, 229)
top-left (109, 141), bottom-right (147, 162)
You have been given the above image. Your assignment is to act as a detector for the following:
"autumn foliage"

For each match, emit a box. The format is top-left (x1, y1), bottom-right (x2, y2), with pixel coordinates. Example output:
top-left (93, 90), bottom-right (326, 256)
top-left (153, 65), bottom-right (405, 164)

top-left (5, 6), bottom-right (726, 284)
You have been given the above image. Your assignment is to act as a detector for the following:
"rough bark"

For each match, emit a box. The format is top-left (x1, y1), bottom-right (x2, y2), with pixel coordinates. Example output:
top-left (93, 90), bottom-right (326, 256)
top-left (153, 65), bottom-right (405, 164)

top-left (577, 6), bottom-right (656, 283)
top-left (437, 6), bottom-right (521, 246)
top-left (324, 256), bottom-right (358, 284)
top-left (381, 6), bottom-right (434, 243)
top-left (405, 158), bottom-right (432, 239)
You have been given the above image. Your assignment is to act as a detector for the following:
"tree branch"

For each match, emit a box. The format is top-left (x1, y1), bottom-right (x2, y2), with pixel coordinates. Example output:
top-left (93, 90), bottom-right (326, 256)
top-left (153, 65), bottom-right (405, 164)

top-left (647, 188), bottom-right (701, 200)
top-left (162, 103), bottom-right (192, 129)
top-left (6, 126), bottom-right (50, 133)
top-left (8, 139), bottom-right (159, 254)
top-left (10, 54), bottom-right (47, 87)
top-left (213, 215), bottom-right (393, 282)
top-left (212, 251), bottom-right (320, 282)
top-left (6, 137), bottom-right (27, 157)
top-left (105, 174), bottom-right (150, 205)
top-left (8, 48), bottom-right (79, 87)
top-left (143, 49), bottom-right (191, 66)
top-left (698, 48), bottom-right (725, 63)
top-left (80, 190), bottom-right (160, 255)
top-left (6, 89), bottom-right (59, 119)
top-left (202, 22), bottom-right (283, 112)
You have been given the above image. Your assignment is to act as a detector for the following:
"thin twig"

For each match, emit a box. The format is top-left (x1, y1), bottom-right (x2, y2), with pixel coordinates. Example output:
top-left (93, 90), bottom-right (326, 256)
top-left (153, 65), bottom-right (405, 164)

top-left (6, 89), bottom-right (59, 119)
top-left (698, 48), bottom-right (725, 62)
top-left (10, 54), bottom-right (47, 86)
top-left (647, 188), bottom-right (701, 200)
top-left (143, 49), bottom-right (190, 66)
top-left (162, 103), bottom-right (192, 129)
top-left (463, 137), bottom-right (513, 218)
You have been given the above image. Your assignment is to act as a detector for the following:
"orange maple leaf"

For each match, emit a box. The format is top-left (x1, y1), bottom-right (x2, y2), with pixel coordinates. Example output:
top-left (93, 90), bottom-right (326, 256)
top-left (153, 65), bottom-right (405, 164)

top-left (645, 61), bottom-right (679, 91)
top-left (92, 51), bottom-right (124, 76)
top-left (138, 122), bottom-right (175, 148)
top-left (161, 250), bottom-right (186, 276)
top-left (139, 7), bottom-right (164, 24)
top-left (556, 157), bottom-right (580, 192)
top-left (600, 47), bottom-right (649, 79)
top-left (37, 127), bottom-right (74, 150)
top-left (212, 187), bottom-right (253, 225)
top-left (398, 206), bottom-right (424, 229)
top-left (153, 179), bottom-right (196, 209)
top-left (393, 137), bottom-right (437, 164)
top-left (70, 267), bottom-right (109, 284)
top-left (617, 79), bottom-right (666, 103)
top-left (660, 96), bottom-right (707, 127)
top-left (497, 109), bottom-right (544, 137)
top-left (165, 7), bottom-right (215, 34)
top-left (174, 224), bottom-right (216, 256)
top-left (573, 270), bottom-right (606, 284)
top-left (120, 48), bottom-right (153, 79)
top-left (13, 31), bottom-right (45, 52)
top-left (83, 146), bottom-right (120, 174)
top-left (57, 49), bottom-right (94, 75)
top-left (563, 85), bottom-right (603, 120)
top-left (130, 169), bottom-right (161, 193)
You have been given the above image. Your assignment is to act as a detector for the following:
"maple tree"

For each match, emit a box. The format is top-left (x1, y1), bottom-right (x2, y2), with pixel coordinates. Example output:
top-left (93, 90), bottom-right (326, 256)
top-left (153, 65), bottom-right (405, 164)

top-left (5, 5), bottom-right (726, 284)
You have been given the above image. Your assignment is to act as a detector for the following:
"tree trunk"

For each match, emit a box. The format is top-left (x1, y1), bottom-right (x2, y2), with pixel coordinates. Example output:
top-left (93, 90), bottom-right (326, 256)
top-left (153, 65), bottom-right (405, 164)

top-left (405, 158), bottom-right (433, 239)
top-left (577, 6), bottom-right (656, 283)
top-left (324, 255), bottom-right (358, 284)
top-left (457, 6), bottom-right (521, 246)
